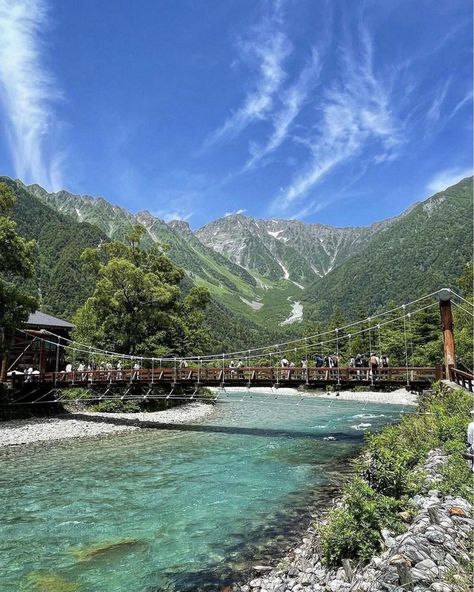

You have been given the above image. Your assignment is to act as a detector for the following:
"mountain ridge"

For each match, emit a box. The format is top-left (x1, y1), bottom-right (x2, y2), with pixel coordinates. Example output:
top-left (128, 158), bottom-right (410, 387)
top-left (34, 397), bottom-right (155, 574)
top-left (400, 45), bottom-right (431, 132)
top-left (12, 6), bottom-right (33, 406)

top-left (8, 175), bottom-right (473, 333)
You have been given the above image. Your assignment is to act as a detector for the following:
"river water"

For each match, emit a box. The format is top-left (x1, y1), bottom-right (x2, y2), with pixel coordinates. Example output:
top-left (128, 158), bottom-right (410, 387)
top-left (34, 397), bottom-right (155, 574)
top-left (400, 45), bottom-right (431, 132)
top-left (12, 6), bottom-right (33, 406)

top-left (0, 394), bottom-right (409, 592)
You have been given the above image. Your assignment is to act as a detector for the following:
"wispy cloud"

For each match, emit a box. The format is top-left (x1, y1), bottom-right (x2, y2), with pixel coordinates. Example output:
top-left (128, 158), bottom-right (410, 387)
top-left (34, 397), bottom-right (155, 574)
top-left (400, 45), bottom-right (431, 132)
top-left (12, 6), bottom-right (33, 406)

top-left (0, 0), bottom-right (64, 189)
top-left (224, 208), bottom-right (247, 217)
top-left (152, 209), bottom-right (193, 223)
top-left (270, 25), bottom-right (402, 215)
top-left (427, 167), bottom-right (472, 194)
top-left (205, 2), bottom-right (291, 147)
top-left (447, 90), bottom-right (473, 121)
top-left (426, 79), bottom-right (451, 123)
top-left (243, 48), bottom-right (321, 170)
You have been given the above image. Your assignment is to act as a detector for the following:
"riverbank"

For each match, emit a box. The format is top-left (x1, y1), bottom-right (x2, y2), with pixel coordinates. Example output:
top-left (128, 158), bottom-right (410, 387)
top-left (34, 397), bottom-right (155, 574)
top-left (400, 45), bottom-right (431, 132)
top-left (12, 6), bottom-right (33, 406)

top-left (212, 386), bottom-right (418, 406)
top-left (0, 402), bottom-right (215, 448)
top-left (236, 449), bottom-right (473, 592)
top-left (234, 385), bottom-right (473, 592)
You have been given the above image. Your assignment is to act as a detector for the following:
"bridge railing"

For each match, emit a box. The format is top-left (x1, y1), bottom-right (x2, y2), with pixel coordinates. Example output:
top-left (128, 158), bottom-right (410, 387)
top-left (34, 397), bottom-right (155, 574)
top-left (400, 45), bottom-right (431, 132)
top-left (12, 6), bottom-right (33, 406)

top-left (449, 367), bottom-right (474, 392)
top-left (25, 365), bottom-right (441, 386)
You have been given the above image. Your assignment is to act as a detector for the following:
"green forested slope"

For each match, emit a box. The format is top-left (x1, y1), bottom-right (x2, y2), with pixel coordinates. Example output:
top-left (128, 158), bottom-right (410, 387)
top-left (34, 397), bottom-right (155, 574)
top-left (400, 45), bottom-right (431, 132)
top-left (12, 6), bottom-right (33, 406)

top-left (303, 177), bottom-right (473, 320)
top-left (3, 177), bottom-right (279, 350)
top-left (2, 177), bottom-right (107, 319)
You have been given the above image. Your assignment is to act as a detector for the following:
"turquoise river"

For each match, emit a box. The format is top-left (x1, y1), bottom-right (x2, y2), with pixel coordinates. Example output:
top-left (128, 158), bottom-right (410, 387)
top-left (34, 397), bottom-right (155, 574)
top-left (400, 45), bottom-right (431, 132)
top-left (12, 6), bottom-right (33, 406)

top-left (0, 393), bottom-right (410, 592)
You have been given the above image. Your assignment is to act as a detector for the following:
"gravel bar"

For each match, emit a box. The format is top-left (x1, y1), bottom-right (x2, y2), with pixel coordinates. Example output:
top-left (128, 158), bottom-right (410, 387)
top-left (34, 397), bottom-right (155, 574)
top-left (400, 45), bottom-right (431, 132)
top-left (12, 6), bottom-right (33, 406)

top-left (0, 402), bottom-right (215, 448)
top-left (211, 386), bottom-right (418, 406)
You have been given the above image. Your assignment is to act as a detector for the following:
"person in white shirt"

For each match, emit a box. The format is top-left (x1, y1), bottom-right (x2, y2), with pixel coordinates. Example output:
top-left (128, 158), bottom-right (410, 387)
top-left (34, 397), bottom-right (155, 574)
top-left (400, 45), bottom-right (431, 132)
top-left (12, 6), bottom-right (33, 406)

top-left (133, 362), bottom-right (140, 380)
top-left (467, 410), bottom-right (474, 473)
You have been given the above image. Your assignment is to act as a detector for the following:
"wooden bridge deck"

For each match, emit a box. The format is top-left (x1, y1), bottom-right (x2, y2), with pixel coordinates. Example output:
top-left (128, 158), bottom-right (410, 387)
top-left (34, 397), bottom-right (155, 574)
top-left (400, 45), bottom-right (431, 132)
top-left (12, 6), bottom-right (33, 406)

top-left (12, 366), bottom-right (442, 390)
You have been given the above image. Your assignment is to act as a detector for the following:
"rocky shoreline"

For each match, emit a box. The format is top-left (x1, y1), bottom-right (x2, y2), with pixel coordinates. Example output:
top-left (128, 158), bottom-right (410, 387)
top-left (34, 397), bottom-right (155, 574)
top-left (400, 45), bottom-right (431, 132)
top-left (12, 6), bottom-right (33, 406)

top-left (234, 449), bottom-right (473, 592)
top-left (0, 402), bottom-right (215, 448)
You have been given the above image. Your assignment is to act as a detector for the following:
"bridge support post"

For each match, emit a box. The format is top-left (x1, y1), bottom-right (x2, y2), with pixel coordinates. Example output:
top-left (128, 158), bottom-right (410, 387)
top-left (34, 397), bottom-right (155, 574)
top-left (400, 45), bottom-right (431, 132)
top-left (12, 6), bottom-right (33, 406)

top-left (438, 289), bottom-right (456, 378)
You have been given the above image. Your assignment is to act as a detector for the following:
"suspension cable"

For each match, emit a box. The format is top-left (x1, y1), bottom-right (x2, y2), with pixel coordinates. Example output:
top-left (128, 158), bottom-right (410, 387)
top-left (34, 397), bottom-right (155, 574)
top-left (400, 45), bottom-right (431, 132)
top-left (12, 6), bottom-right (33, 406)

top-left (16, 301), bottom-right (440, 367)
top-left (452, 300), bottom-right (474, 317)
top-left (19, 289), bottom-right (449, 364)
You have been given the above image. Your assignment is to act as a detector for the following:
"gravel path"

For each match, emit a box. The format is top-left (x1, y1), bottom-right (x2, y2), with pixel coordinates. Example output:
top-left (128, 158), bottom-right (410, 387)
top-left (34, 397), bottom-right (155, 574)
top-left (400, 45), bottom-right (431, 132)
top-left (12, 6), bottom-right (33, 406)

top-left (0, 402), bottom-right (215, 448)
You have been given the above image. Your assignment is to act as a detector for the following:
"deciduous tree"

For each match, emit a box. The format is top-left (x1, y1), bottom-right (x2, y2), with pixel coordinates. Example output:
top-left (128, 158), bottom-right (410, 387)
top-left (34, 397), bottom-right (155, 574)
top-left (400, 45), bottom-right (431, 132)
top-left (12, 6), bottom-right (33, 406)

top-left (73, 225), bottom-right (210, 358)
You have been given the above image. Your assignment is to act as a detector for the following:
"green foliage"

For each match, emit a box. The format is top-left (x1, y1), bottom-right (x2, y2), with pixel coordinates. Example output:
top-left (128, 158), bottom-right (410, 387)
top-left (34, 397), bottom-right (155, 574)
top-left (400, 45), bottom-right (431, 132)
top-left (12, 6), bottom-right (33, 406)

top-left (454, 262), bottom-right (473, 371)
top-left (2, 177), bottom-right (107, 320)
top-left (304, 177), bottom-right (473, 325)
top-left (320, 385), bottom-right (474, 567)
top-left (439, 442), bottom-right (474, 504)
top-left (362, 425), bottom-right (429, 497)
top-left (0, 182), bottom-right (38, 351)
top-left (73, 225), bottom-right (211, 357)
top-left (88, 400), bottom-right (141, 413)
top-left (320, 477), bottom-right (404, 565)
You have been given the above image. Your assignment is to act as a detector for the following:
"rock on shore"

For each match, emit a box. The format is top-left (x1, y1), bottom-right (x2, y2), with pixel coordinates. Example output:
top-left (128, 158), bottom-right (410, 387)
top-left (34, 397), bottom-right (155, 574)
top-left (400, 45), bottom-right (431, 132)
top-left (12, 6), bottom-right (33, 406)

top-left (234, 449), bottom-right (473, 592)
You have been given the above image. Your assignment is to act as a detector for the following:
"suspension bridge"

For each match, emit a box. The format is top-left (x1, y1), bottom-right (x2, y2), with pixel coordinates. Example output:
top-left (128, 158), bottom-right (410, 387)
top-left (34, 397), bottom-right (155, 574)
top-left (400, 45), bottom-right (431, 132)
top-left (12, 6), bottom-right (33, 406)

top-left (3, 288), bottom-right (473, 406)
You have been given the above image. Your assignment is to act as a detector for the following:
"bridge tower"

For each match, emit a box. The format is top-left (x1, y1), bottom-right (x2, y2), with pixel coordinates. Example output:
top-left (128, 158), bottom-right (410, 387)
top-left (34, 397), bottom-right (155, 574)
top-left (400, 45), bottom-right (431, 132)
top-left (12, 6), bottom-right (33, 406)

top-left (438, 289), bottom-right (456, 377)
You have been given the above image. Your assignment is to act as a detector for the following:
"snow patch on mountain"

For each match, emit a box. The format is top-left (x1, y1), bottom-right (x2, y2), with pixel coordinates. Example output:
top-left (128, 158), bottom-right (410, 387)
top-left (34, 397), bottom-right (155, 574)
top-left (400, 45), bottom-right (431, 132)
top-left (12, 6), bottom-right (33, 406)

top-left (280, 299), bottom-right (303, 325)
top-left (276, 259), bottom-right (290, 280)
top-left (240, 297), bottom-right (264, 310)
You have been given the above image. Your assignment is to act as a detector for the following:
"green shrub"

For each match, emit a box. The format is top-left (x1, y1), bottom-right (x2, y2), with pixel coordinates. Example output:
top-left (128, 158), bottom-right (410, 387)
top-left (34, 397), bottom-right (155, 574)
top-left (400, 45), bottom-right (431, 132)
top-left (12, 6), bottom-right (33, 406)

top-left (320, 385), bottom-right (474, 567)
top-left (320, 477), bottom-right (405, 566)
top-left (58, 387), bottom-right (90, 401)
top-left (88, 400), bottom-right (141, 413)
top-left (439, 452), bottom-right (474, 504)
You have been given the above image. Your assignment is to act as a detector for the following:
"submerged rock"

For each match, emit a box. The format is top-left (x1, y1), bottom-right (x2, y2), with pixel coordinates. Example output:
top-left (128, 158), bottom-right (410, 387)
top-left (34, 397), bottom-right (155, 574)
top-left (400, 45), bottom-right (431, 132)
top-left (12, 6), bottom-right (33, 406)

top-left (72, 538), bottom-right (148, 561)
top-left (24, 572), bottom-right (80, 592)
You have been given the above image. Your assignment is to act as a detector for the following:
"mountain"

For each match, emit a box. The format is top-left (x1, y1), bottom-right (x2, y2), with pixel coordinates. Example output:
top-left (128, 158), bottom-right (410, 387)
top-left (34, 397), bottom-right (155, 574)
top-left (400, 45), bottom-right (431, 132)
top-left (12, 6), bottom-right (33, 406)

top-left (25, 183), bottom-right (307, 329)
top-left (3, 178), bottom-right (284, 351)
top-left (1, 177), bottom-right (107, 319)
top-left (10, 175), bottom-right (473, 339)
top-left (196, 214), bottom-right (397, 284)
top-left (302, 177), bottom-right (473, 319)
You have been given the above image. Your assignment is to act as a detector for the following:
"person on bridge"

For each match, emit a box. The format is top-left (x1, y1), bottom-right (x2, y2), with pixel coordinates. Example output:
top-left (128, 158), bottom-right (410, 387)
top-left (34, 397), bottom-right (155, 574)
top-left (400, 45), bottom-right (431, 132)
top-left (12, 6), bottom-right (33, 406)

top-left (65, 362), bottom-right (72, 374)
top-left (116, 361), bottom-right (122, 380)
top-left (369, 353), bottom-right (379, 379)
top-left (77, 362), bottom-right (86, 381)
top-left (381, 355), bottom-right (389, 367)
top-left (25, 366), bottom-right (34, 383)
top-left (236, 359), bottom-right (244, 378)
top-left (132, 361), bottom-right (140, 380)
top-left (315, 355), bottom-right (324, 368)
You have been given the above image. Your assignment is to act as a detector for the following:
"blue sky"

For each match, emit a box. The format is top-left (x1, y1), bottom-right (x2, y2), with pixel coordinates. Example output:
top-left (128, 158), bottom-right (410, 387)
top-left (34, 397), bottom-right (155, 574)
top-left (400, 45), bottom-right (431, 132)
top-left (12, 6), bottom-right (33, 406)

top-left (0, 0), bottom-right (472, 229)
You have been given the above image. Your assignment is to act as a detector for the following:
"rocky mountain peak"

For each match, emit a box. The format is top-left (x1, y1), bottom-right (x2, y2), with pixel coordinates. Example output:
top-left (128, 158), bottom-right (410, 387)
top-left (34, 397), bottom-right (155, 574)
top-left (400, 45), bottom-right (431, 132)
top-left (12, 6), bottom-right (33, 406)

top-left (168, 219), bottom-right (192, 235)
top-left (136, 210), bottom-right (158, 224)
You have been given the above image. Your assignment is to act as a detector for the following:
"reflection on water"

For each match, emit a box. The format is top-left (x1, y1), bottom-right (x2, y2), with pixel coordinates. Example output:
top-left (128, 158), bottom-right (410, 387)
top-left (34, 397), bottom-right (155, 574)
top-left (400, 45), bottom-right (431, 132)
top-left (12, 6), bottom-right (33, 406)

top-left (0, 394), bottom-right (407, 591)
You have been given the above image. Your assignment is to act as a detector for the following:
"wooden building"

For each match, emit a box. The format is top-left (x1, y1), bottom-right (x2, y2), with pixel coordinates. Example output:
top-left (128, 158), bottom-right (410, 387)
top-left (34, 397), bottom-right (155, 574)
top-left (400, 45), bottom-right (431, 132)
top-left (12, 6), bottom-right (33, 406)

top-left (8, 311), bottom-right (75, 375)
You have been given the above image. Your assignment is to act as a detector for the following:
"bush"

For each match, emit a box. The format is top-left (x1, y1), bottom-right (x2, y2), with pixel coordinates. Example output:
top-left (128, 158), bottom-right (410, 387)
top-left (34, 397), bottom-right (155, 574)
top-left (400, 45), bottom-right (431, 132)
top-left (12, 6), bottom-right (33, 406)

top-left (439, 448), bottom-right (474, 504)
top-left (320, 477), bottom-right (405, 566)
top-left (320, 384), bottom-right (474, 567)
top-left (88, 400), bottom-right (141, 413)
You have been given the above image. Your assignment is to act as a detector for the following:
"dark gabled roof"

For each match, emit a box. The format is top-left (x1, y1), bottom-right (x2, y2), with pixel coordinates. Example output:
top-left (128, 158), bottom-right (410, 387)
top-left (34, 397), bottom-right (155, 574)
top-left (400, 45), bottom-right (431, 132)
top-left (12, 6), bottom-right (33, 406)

top-left (26, 311), bottom-right (75, 329)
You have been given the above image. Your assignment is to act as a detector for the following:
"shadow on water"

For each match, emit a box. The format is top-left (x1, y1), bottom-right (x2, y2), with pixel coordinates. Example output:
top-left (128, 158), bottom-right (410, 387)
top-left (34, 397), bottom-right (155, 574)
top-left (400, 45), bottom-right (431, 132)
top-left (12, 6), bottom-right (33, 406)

top-left (145, 422), bottom-right (364, 442)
